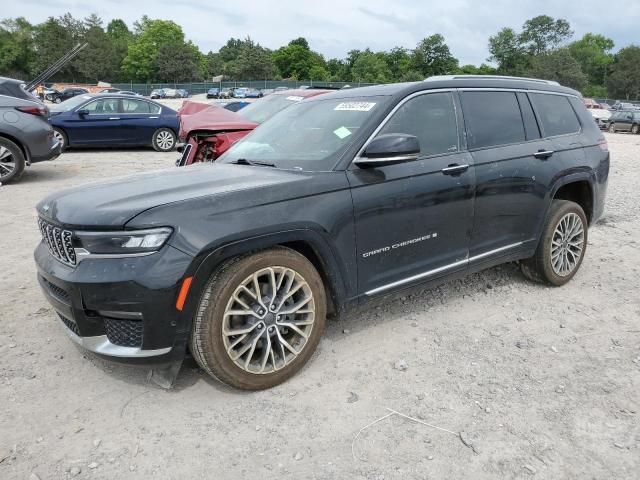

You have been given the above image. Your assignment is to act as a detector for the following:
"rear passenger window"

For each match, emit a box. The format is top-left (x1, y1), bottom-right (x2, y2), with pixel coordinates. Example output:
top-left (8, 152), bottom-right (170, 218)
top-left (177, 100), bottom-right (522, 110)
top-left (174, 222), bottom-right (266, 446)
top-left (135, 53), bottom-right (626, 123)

top-left (530, 93), bottom-right (581, 137)
top-left (377, 92), bottom-right (459, 157)
top-left (460, 91), bottom-right (525, 149)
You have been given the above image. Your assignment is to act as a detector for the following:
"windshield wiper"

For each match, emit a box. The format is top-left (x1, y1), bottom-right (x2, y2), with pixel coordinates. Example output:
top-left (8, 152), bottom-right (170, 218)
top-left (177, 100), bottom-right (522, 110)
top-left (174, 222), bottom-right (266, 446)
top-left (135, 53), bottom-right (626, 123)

top-left (230, 158), bottom-right (276, 167)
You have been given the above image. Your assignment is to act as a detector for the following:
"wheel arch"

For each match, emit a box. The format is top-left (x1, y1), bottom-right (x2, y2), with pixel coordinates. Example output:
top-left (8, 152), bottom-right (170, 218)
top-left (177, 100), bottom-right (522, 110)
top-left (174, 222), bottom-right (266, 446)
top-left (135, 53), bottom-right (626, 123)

top-left (550, 174), bottom-right (595, 224)
top-left (178, 229), bottom-right (349, 329)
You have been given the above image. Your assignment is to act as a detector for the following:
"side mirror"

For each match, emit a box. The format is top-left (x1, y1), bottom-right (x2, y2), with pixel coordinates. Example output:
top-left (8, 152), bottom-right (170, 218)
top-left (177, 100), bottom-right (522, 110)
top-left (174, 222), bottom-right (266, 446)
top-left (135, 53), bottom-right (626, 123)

top-left (355, 133), bottom-right (420, 167)
top-left (77, 109), bottom-right (89, 117)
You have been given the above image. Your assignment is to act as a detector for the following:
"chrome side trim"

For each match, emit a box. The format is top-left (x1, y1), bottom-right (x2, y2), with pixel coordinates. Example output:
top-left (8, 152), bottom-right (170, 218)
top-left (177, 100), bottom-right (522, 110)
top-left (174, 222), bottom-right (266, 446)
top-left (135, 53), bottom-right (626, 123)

top-left (62, 328), bottom-right (171, 358)
top-left (364, 242), bottom-right (523, 296)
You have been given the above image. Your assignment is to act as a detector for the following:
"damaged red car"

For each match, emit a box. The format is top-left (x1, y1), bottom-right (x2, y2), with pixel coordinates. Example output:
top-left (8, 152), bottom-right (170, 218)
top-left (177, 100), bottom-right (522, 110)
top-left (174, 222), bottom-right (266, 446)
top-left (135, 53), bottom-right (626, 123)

top-left (176, 88), bottom-right (331, 166)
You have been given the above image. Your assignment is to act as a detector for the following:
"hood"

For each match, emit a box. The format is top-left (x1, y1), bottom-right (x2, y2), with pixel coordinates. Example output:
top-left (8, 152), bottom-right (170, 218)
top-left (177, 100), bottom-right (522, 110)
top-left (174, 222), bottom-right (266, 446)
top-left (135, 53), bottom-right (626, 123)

top-left (178, 100), bottom-right (257, 139)
top-left (37, 163), bottom-right (308, 228)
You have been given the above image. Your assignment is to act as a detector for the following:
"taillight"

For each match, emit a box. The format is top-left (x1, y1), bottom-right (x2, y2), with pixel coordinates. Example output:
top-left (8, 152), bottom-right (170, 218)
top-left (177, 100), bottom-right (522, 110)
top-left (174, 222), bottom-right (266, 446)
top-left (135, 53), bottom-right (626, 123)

top-left (598, 137), bottom-right (608, 152)
top-left (15, 105), bottom-right (48, 116)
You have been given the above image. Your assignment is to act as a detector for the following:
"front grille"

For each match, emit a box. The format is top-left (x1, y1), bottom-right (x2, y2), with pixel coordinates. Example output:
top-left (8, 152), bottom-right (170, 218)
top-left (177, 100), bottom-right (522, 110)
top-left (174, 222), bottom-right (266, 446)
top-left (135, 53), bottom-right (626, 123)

top-left (58, 313), bottom-right (80, 336)
top-left (40, 276), bottom-right (70, 305)
top-left (104, 318), bottom-right (143, 348)
top-left (38, 218), bottom-right (76, 266)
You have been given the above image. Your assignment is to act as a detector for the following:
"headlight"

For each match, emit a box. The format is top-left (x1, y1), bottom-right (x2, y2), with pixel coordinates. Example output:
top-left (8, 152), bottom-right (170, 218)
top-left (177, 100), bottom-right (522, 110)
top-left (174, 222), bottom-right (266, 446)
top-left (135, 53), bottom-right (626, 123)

top-left (74, 227), bottom-right (173, 255)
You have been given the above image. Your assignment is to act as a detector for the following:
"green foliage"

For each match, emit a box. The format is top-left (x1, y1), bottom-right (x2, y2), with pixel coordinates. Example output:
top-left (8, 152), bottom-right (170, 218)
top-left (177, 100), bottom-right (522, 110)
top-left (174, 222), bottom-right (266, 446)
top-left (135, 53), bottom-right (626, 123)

top-left (0, 17), bottom-right (34, 79)
top-left (156, 41), bottom-right (203, 82)
top-left (525, 48), bottom-right (588, 90)
top-left (607, 46), bottom-right (640, 100)
top-left (568, 34), bottom-right (614, 87)
top-left (411, 34), bottom-right (459, 77)
top-left (350, 49), bottom-right (392, 83)
top-left (488, 27), bottom-right (528, 75)
top-left (31, 16), bottom-right (80, 80)
top-left (520, 15), bottom-right (573, 55)
top-left (272, 38), bottom-right (325, 80)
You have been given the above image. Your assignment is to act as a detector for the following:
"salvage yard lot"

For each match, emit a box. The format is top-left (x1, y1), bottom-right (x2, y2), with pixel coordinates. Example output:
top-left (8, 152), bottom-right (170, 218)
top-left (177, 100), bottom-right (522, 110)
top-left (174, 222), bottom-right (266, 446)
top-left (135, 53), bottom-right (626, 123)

top-left (0, 133), bottom-right (638, 479)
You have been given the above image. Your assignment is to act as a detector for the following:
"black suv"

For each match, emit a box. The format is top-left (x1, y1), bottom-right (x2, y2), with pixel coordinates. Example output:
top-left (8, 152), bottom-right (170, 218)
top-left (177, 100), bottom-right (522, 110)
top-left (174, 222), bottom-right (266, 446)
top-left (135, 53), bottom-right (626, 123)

top-left (607, 110), bottom-right (640, 134)
top-left (35, 76), bottom-right (609, 390)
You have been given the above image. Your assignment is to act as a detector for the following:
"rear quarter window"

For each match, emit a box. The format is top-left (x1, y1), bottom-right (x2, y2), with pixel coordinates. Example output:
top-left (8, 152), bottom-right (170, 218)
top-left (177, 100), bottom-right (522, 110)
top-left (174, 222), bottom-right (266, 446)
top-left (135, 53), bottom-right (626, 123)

top-left (460, 91), bottom-right (526, 149)
top-left (530, 93), bottom-right (581, 137)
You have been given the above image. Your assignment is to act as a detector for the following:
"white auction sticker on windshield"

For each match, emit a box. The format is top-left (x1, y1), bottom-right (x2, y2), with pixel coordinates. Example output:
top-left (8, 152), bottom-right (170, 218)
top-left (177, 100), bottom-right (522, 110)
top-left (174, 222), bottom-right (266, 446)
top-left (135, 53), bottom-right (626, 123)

top-left (286, 95), bottom-right (304, 101)
top-left (333, 126), bottom-right (352, 139)
top-left (334, 102), bottom-right (376, 112)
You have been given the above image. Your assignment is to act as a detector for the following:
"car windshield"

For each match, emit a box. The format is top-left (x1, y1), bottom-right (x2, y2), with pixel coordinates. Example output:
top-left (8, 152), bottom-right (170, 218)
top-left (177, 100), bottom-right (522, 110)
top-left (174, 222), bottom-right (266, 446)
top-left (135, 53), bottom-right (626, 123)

top-left (50, 94), bottom-right (93, 112)
top-left (220, 95), bottom-right (388, 171)
top-left (238, 94), bottom-right (307, 124)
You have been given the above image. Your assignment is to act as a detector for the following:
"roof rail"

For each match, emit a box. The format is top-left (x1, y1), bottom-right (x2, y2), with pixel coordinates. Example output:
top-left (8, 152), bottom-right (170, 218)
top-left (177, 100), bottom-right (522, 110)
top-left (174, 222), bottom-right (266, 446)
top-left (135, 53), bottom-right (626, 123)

top-left (424, 75), bottom-right (560, 86)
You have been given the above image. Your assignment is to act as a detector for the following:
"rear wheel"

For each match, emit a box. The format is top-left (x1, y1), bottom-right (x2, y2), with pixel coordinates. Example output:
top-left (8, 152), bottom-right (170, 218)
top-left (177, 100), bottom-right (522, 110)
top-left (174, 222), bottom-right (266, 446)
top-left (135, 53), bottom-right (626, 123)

top-left (53, 97), bottom-right (62, 104)
top-left (190, 247), bottom-right (327, 390)
top-left (52, 128), bottom-right (67, 151)
top-left (608, 123), bottom-right (616, 133)
top-left (632, 124), bottom-right (639, 134)
top-left (152, 128), bottom-right (176, 152)
top-left (0, 137), bottom-right (26, 184)
top-left (520, 200), bottom-right (587, 286)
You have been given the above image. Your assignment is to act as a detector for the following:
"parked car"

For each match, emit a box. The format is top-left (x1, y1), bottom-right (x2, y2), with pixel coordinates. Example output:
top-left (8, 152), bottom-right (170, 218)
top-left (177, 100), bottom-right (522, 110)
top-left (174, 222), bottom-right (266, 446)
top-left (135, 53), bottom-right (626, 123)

top-left (162, 88), bottom-right (181, 99)
top-left (177, 88), bottom-right (330, 166)
top-left (117, 90), bottom-right (141, 96)
top-left (0, 77), bottom-right (61, 183)
top-left (274, 86), bottom-right (289, 92)
top-left (43, 87), bottom-right (58, 102)
top-left (590, 107), bottom-right (611, 129)
top-left (612, 101), bottom-right (640, 111)
top-left (599, 102), bottom-right (612, 110)
top-left (206, 87), bottom-right (220, 99)
top-left (218, 88), bottom-right (233, 99)
top-left (48, 94), bottom-right (179, 152)
top-left (98, 88), bottom-right (120, 94)
top-left (34, 76), bottom-right (609, 389)
top-left (49, 87), bottom-right (89, 104)
top-left (606, 110), bottom-right (640, 134)
top-left (222, 101), bottom-right (250, 112)
top-left (246, 88), bottom-right (263, 98)
top-left (233, 87), bottom-right (249, 98)
top-left (150, 89), bottom-right (166, 99)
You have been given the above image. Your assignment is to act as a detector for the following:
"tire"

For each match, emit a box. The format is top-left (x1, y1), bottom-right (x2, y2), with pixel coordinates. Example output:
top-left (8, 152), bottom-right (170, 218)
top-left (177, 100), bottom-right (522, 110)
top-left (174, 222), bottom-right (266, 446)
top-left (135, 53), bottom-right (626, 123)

top-left (0, 137), bottom-right (26, 184)
top-left (520, 200), bottom-right (588, 286)
top-left (190, 247), bottom-right (327, 390)
top-left (54, 97), bottom-right (62, 104)
top-left (152, 128), bottom-right (177, 152)
top-left (52, 127), bottom-right (67, 151)
top-left (632, 124), bottom-right (639, 134)
top-left (608, 123), bottom-right (616, 133)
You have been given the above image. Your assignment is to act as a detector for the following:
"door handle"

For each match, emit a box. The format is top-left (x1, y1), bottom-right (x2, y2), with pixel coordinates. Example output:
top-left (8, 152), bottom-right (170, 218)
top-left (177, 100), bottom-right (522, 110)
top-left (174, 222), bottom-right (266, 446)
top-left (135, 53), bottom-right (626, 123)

top-left (108, 117), bottom-right (120, 120)
top-left (441, 164), bottom-right (469, 175)
top-left (534, 149), bottom-right (554, 159)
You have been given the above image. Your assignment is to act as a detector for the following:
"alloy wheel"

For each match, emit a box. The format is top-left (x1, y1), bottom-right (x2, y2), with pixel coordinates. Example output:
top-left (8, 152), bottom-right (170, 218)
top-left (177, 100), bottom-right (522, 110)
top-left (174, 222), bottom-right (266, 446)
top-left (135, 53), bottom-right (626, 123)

top-left (632, 125), bottom-right (639, 134)
top-left (53, 130), bottom-right (65, 149)
top-left (550, 212), bottom-right (585, 277)
top-left (0, 145), bottom-right (16, 180)
top-left (608, 124), bottom-right (615, 133)
top-left (222, 266), bottom-right (316, 374)
top-left (156, 131), bottom-right (174, 150)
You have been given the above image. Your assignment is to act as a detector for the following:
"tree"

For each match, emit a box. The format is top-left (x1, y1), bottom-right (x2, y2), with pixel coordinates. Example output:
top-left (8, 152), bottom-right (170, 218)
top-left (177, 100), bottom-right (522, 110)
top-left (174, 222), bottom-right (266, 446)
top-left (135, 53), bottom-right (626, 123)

top-left (488, 27), bottom-right (528, 75)
top-left (607, 46), bottom-right (640, 100)
top-left (156, 41), bottom-right (203, 82)
top-left (411, 34), bottom-right (458, 78)
top-left (122, 19), bottom-right (185, 81)
top-left (525, 48), bottom-right (587, 90)
top-left (0, 17), bottom-right (35, 78)
top-left (350, 49), bottom-right (392, 83)
top-left (520, 15), bottom-right (573, 55)
top-left (272, 38), bottom-right (326, 79)
top-left (106, 19), bottom-right (132, 81)
top-left (32, 16), bottom-right (79, 81)
top-left (74, 15), bottom-right (120, 82)
top-left (455, 63), bottom-right (497, 75)
top-left (568, 33), bottom-right (614, 90)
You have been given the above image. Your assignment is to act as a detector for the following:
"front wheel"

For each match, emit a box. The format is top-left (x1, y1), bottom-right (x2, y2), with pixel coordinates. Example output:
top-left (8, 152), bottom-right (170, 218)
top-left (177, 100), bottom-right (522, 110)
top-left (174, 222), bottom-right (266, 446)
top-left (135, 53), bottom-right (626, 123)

top-left (152, 128), bottom-right (177, 152)
top-left (53, 97), bottom-right (62, 104)
top-left (190, 247), bottom-right (327, 390)
top-left (520, 200), bottom-right (588, 286)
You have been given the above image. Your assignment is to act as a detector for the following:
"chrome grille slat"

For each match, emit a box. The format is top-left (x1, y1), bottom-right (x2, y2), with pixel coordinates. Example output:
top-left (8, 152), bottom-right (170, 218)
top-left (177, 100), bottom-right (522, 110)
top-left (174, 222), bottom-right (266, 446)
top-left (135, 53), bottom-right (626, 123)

top-left (38, 218), bottom-right (76, 267)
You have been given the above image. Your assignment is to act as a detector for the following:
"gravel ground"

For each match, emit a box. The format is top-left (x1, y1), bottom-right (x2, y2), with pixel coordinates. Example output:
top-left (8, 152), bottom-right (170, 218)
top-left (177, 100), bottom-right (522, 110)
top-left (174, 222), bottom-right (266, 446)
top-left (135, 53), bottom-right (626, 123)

top-left (0, 133), bottom-right (638, 480)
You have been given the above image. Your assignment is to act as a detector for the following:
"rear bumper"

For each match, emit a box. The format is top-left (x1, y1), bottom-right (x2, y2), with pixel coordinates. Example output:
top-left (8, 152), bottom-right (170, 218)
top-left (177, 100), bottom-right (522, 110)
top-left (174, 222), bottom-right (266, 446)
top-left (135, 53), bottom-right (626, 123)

top-left (30, 139), bottom-right (62, 163)
top-left (34, 242), bottom-right (194, 365)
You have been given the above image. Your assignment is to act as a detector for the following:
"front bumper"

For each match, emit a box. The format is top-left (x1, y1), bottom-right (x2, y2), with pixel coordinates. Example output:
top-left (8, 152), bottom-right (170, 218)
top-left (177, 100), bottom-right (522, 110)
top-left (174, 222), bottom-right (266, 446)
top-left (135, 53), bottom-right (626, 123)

top-left (35, 241), bottom-right (194, 365)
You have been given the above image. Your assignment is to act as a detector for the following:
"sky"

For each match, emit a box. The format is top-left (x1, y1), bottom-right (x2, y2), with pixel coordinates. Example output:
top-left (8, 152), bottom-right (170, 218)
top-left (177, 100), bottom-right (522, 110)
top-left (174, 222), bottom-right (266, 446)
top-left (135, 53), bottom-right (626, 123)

top-left (6, 0), bottom-right (640, 65)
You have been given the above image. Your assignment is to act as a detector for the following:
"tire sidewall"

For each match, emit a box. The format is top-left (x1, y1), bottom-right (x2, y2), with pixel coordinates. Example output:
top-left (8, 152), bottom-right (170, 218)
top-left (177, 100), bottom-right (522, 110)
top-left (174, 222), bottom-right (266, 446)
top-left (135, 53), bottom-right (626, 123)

top-left (632, 124), bottom-right (639, 134)
top-left (52, 127), bottom-right (67, 151)
top-left (152, 128), bottom-right (176, 152)
top-left (540, 201), bottom-right (588, 286)
top-left (192, 248), bottom-right (327, 390)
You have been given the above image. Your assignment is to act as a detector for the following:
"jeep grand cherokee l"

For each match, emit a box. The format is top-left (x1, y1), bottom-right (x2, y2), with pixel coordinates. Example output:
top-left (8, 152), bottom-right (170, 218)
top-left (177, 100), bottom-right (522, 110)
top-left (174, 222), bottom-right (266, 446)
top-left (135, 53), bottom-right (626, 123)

top-left (35, 76), bottom-right (609, 390)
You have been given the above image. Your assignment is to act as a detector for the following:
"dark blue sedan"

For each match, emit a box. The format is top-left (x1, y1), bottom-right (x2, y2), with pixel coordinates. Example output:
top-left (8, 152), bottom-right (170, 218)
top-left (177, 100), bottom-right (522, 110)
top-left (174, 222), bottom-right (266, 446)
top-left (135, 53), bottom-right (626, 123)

top-left (49, 94), bottom-right (180, 152)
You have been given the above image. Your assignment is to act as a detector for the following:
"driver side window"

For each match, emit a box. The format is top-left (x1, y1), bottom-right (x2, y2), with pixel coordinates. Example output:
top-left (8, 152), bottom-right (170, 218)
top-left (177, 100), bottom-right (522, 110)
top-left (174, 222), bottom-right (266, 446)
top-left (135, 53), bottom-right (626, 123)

top-left (377, 92), bottom-right (459, 157)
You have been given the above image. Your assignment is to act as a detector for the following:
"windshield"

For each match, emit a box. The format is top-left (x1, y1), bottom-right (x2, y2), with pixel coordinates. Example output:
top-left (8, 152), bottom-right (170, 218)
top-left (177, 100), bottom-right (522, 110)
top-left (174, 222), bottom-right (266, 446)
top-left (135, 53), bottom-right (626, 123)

top-left (220, 95), bottom-right (388, 171)
top-left (50, 95), bottom-right (93, 112)
top-left (238, 94), bottom-right (306, 124)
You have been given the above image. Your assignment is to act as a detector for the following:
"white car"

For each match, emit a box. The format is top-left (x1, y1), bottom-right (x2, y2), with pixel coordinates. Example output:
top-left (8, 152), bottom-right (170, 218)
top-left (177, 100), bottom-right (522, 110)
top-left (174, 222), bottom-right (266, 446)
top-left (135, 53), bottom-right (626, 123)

top-left (590, 107), bottom-right (611, 129)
